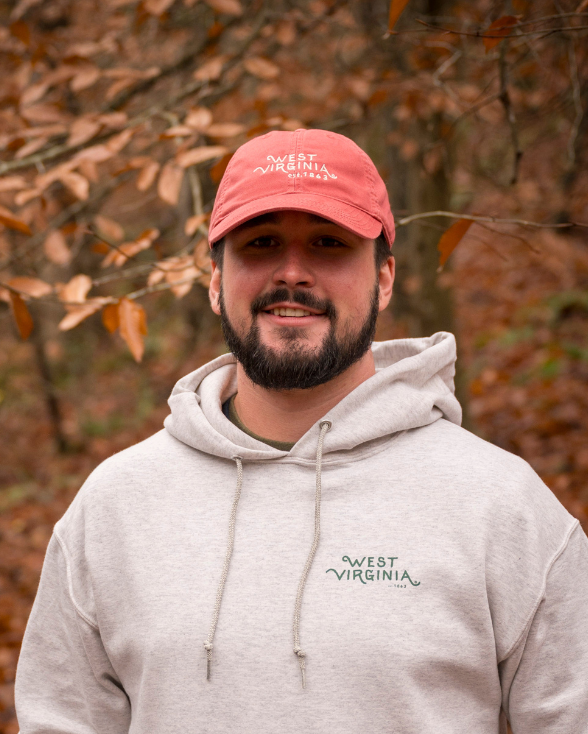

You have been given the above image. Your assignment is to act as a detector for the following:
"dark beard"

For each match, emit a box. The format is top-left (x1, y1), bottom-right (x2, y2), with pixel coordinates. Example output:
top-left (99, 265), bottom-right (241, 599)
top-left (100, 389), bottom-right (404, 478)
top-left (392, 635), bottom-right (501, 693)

top-left (219, 283), bottom-right (380, 390)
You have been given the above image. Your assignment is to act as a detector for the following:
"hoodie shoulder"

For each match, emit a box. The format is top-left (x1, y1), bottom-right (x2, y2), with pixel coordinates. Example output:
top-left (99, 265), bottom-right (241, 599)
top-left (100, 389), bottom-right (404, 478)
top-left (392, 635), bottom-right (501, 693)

top-left (408, 418), bottom-right (572, 514)
top-left (56, 429), bottom-right (202, 532)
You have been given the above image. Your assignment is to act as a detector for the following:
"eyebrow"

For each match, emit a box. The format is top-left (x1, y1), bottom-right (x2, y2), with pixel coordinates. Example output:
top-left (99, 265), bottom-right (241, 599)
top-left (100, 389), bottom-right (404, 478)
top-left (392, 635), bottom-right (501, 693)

top-left (235, 212), bottom-right (336, 232)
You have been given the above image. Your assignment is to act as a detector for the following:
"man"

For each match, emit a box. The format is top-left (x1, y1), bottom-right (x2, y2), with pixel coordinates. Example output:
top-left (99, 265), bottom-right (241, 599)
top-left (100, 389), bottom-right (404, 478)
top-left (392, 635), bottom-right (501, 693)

top-left (16, 129), bottom-right (588, 733)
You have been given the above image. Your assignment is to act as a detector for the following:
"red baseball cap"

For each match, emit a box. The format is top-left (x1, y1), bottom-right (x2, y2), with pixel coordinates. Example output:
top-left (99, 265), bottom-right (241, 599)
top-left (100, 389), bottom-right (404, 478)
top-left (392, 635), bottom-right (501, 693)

top-left (208, 128), bottom-right (395, 248)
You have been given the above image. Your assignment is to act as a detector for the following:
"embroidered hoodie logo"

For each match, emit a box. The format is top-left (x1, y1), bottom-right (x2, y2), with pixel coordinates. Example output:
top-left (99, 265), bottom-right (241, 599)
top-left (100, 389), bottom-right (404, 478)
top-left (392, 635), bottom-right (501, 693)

top-left (253, 152), bottom-right (337, 180)
top-left (326, 555), bottom-right (421, 587)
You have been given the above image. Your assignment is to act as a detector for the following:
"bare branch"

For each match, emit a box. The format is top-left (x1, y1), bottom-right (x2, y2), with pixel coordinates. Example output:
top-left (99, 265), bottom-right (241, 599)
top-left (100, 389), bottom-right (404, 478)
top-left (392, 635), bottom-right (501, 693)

top-left (413, 18), bottom-right (588, 39)
top-left (397, 210), bottom-right (588, 228)
top-left (0, 173), bottom-right (130, 270)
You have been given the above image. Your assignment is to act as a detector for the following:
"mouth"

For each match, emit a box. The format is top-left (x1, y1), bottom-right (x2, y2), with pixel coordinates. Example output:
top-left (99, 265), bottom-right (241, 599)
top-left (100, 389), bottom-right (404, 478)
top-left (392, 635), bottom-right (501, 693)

top-left (260, 302), bottom-right (327, 322)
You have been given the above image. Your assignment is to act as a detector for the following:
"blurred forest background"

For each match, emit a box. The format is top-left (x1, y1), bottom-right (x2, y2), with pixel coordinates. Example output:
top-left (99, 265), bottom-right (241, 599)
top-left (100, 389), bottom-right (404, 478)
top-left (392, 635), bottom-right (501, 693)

top-left (1, 0), bottom-right (587, 729)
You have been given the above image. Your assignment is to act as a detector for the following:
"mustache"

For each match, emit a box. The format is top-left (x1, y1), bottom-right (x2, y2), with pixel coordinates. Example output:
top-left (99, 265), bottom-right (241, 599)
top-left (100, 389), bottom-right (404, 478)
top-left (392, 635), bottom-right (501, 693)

top-left (250, 288), bottom-right (336, 319)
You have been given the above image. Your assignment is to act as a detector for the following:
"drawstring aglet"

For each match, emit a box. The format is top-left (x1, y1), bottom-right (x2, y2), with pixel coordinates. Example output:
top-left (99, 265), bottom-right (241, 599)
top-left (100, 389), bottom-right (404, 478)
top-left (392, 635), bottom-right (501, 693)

top-left (204, 642), bottom-right (213, 680)
top-left (294, 647), bottom-right (307, 689)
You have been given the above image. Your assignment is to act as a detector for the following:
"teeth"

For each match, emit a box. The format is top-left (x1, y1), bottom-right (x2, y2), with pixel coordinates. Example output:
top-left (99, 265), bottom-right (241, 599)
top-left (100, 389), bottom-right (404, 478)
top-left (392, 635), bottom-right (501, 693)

top-left (271, 308), bottom-right (313, 317)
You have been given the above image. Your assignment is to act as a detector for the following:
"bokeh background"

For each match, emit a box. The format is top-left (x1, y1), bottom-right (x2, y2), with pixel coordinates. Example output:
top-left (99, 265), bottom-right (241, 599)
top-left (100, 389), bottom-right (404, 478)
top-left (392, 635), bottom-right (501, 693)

top-left (1, 0), bottom-right (587, 730)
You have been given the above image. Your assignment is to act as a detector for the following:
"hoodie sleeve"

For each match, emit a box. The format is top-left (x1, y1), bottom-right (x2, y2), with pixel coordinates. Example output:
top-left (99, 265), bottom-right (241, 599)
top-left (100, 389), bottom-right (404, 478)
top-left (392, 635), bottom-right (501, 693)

top-left (499, 523), bottom-right (588, 732)
top-left (15, 533), bottom-right (131, 734)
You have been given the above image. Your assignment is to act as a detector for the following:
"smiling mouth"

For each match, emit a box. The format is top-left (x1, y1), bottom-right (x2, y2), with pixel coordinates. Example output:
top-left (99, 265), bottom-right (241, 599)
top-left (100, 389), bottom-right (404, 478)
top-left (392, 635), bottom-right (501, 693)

top-left (265, 307), bottom-right (325, 318)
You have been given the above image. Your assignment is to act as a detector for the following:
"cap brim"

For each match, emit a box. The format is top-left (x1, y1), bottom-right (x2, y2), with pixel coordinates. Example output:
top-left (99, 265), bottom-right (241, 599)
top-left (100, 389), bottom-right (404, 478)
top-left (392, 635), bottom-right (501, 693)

top-left (208, 192), bottom-right (383, 246)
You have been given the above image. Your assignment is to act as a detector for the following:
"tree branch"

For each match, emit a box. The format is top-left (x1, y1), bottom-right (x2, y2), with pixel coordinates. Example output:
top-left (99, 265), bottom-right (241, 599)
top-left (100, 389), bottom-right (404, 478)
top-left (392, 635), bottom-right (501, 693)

top-left (397, 210), bottom-right (588, 228)
top-left (0, 5), bottom-right (269, 176)
top-left (413, 18), bottom-right (588, 39)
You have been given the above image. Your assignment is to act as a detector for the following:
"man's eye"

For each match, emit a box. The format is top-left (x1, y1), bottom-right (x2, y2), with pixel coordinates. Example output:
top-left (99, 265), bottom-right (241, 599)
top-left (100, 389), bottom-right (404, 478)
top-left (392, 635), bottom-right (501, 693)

top-left (315, 237), bottom-right (345, 248)
top-left (247, 236), bottom-right (279, 248)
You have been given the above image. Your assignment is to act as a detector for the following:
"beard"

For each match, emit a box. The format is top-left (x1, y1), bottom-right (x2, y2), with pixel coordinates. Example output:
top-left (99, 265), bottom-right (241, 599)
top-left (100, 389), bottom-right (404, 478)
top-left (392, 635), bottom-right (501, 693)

top-left (219, 282), bottom-right (380, 391)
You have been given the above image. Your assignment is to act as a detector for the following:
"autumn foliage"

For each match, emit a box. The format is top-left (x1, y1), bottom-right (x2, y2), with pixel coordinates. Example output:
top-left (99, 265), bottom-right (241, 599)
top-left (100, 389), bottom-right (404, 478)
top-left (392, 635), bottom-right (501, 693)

top-left (1, 0), bottom-right (588, 731)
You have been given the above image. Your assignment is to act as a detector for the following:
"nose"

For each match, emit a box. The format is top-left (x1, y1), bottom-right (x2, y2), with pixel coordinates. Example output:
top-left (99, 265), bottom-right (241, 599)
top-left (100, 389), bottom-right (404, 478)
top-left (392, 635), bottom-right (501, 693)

top-left (272, 245), bottom-right (315, 289)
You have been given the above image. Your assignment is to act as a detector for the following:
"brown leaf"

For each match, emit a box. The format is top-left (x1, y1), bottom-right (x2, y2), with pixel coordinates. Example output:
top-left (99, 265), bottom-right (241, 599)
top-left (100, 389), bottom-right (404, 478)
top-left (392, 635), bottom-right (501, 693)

top-left (193, 57), bottom-right (226, 82)
top-left (0, 205), bottom-right (32, 235)
top-left (387, 0), bottom-right (410, 32)
top-left (0, 176), bottom-right (27, 192)
top-left (204, 0), bottom-right (243, 15)
top-left (106, 78), bottom-right (135, 101)
top-left (97, 112), bottom-right (128, 128)
top-left (483, 16), bottom-right (519, 52)
top-left (176, 145), bottom-right (228, 168)
top-left (185, 106), bottom-right (213, 131)
top-left (161, 125), bottom-right (196, 138)
top-left (18, 124), bottom-right (67, 139)
top-left (193, 237), bottom-right (211, 270)
top-left (60, 171), bottom-right (89, 200)
top-left (437, 219), bottom-right (474, 267)
top-left (161, 256), bottom-right (199, 298)
top-left (43, 230), bottom-right (71, 265)
top-left (185, 213), bottom-right (208, 236)
top-left (20, 81), bottom-right (50, 107)
top-left (57, 274), bottom-right (92, 303)
top-left (35, 160), bottom-right (77, 190)
top-left (14, 137), bottom-right (49, 160)
top-left (104, 66), bottom-right (160, 79)
top-left (7, 276), bottom-right (52, 297)
top-left (157, 161), bottom-right (184, 205)
top-left (206, 122), bottom-right (245, 138)
top-left (73, 144), bottom-right (114, 164)
top-left (14, 188), bottom-right (42, 206)
top-left (102, 302), bottom-right (120, 333)
top-left (92, 241), bottom-right (111, 254)
top-left (78, 158), bottom-right (99, 183)
top-left (147, 268), bottom-right (165, 286)
top-left (209, 152), bottom-right (233, 183)
top-left (67, 117), bottom-right (102, 147)
top-left (9, 292), bottom-right (33, 340)
top-left (118, 298), bottom-right (147, 362)
top-left (144, 0), bottom-right (175, 13)
top-left (59, 298), bottom-right (108, 331)
top-left (94, 214), bottom-right (124, 242)
top-left (243, 57), bottom-right (280, 80)
top-left (101, 228), bottom-right (159, 267)
top-left (136, 161), bottom-right (160, 191)
top-left (70, 66), bottom-right (101, 92)
top-left (20, 104), bottom-right (69, 125)
top-left (106, 128), bottom-right (135, 154)
top-left (128, 156), bottom-right (152, 169)
top-left (10, 20), bottom-right (30, 46)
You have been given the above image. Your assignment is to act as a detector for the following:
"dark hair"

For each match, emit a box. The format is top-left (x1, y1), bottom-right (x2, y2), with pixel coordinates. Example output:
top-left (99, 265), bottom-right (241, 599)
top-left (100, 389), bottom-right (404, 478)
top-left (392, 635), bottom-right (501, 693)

top-left (211, 232), bottom-right (391, 271)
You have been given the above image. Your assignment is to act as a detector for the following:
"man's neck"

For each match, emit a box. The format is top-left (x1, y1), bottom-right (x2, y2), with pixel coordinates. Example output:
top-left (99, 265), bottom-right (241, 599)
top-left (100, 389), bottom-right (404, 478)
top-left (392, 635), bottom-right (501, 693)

top-left (233, 350), bottom-right (376, 443)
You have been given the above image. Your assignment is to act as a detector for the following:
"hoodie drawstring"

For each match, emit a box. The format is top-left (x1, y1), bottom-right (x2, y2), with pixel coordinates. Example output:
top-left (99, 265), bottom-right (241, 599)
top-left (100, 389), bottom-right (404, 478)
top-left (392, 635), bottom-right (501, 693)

top-left (204, 455), bottom-right (243, 680)
top-left (204, 420), bottom-right (332, 686)
top-left (293, 419), bottom-right (331, 689)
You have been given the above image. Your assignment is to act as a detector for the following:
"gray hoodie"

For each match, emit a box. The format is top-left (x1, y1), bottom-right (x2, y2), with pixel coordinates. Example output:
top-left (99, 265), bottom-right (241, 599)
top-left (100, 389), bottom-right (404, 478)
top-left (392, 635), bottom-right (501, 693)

top-left (15, 332), bottom-right (588, 734)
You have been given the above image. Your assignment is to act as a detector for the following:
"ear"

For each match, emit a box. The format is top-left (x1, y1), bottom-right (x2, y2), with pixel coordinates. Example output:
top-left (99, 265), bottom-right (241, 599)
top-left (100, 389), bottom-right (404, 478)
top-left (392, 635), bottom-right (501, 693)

top-left (378, 255), bottom-right (395, 312)
top-left (209, 261), bottom-right (221, 316)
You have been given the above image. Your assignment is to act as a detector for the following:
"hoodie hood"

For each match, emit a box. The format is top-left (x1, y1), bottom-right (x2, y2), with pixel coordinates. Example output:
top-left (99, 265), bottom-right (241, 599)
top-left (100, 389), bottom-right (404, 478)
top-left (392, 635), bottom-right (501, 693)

top-left (164, 332), bottom-right (462, 462)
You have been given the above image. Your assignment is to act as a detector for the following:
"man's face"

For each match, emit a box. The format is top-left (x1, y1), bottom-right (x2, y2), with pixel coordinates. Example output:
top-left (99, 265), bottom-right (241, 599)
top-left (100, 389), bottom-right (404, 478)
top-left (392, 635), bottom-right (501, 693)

top-left (209, 210), bottom-right (394, 390)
